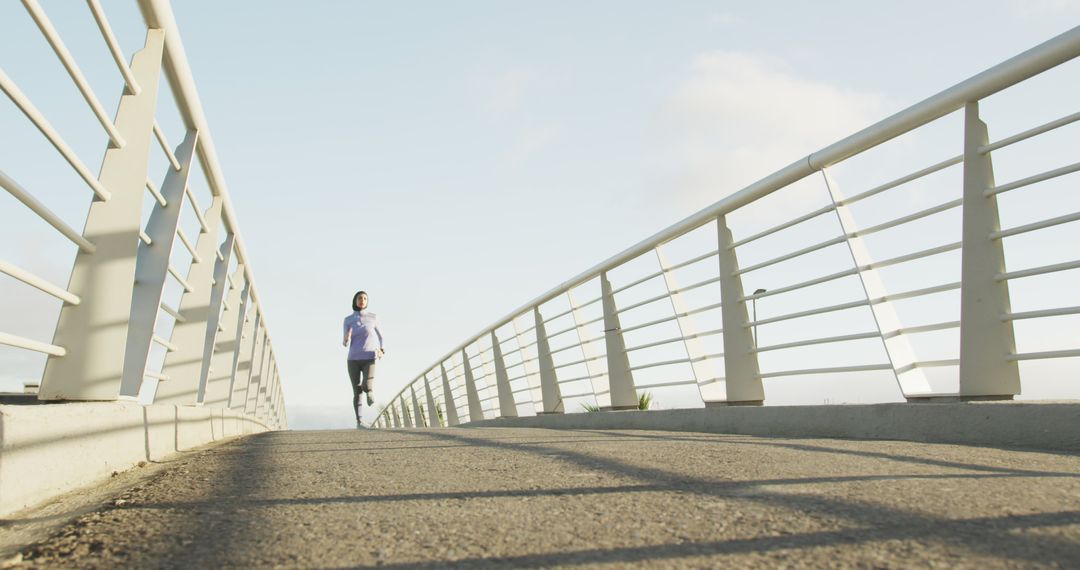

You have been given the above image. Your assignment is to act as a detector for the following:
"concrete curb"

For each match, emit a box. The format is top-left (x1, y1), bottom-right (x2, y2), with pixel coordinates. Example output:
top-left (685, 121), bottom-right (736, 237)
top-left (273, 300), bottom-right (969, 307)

top-left (0, 402), bottom-right (271, 517)
top-left (462, 402), bottom-right (1080, 453)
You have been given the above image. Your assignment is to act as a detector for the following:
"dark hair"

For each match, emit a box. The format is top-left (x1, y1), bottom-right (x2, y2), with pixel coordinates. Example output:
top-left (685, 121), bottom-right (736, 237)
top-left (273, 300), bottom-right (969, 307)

top-left (351, 290), bottom-right (368, 311)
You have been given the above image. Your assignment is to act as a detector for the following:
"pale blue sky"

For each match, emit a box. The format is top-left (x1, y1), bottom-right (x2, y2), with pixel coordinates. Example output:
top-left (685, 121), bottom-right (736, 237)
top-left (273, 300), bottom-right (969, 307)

top-left (1, 2), bottom-right (1078, 428)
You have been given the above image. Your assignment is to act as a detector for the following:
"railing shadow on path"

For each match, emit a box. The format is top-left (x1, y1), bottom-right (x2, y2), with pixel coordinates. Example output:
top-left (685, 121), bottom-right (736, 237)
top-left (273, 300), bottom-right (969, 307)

top-left (354, 429), bottom-right (1080, 568)
top-left (38, 428), bottom-right (1076, 568)
top-left (563, 428), bottom-right (1080, 472)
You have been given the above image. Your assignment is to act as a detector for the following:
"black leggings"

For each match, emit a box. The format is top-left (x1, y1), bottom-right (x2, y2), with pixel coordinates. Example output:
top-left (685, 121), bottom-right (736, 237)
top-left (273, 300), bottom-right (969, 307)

top-left (347, 359), bottom-right (376, 419)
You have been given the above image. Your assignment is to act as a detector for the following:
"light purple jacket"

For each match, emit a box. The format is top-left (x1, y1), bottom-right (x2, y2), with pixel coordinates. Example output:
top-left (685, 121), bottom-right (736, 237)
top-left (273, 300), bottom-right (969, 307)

top-left (343, 311), bottom-right (384, 360)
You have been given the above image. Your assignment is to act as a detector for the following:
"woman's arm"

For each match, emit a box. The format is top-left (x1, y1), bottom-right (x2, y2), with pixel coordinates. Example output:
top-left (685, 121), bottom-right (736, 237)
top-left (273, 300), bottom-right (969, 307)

top-left (343, 318), bottom-right (351, 347)
top-left (375, 321), bottom-right (385, 357)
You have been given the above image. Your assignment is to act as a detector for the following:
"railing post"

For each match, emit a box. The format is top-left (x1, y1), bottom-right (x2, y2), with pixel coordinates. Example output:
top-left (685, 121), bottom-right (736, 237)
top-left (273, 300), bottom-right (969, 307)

top-left (218, 265), bottom-right (249, 408)
top-left (533, 307), bottom-right (564, 413)
top-left (254, 353), bottom-right (271, 421)
top-left (440, 363), bottom-right (461, 426)
top-left (461, 348), bottom-right (485, 422)
top-left (401, 398), bottom-right (414, 428)
top-left (391, 403), bottom-right (401, 428)
top-left (512, 316), bottom-right (543, 414)
top-left (715, 215), bottom-right (765, 405)
top-left (568, 289), bottom-right (611, 409)
top-left (196, 233), bottom-right (235, 404)
top-left (600, 272), bottom-right (637, 410)
top-left (424, 373), bottom-right (443, 426)
top-left (156, 196), bottom-right (224, 405)
top-left (958, 101), bottom-right (1020, 399)
top-left (264, 356), bottom-right (277, 420)
top-left (655, 248), bottom-right (723, 402)
top-left (267, 377), bottom-right (276, 427)
top-left (262, 372), bottom-right (274, 424)
top-left (490, 331), bottom-right (518, 418)
top-left (410, 385), bottom-right (426, 427)
top-left (119, 129), bottom-right (198, 398)
top-left (231, 306), bottom-right (259, 410)
top-left (245, 324), bottom-right (268, 415)
top-left (821, 169), bottom-right (932, 397)
top-left (38, 30), bottom-right (165, 401)
top-left (268, 368), bottom-right (280, 422)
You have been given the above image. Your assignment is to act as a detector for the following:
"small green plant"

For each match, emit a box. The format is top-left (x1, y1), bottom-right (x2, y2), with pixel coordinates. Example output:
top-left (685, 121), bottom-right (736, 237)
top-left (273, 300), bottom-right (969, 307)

top-left (581, 402), bottom-right (601, 413)
top-left (436, 403), bottom-right (445, 426)
top-left (638, 391), bottom-right (653, 410)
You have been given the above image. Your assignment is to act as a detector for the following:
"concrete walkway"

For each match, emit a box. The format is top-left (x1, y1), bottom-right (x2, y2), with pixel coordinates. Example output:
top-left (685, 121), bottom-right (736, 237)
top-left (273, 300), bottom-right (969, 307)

top-left (10, 428), bottom-right (1080, 568)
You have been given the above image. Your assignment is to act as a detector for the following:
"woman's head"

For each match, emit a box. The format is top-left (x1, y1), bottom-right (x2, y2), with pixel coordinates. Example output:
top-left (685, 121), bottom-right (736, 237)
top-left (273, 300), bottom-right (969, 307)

top-left (352, 291), bottom-right (369, 311)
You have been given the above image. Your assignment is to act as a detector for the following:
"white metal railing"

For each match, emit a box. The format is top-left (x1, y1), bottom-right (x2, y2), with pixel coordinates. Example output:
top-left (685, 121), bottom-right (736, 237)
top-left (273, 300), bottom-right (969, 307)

top-left (376, 25), bottom-right (1080, 429)
top-left (0, 0), bottom-right (286, 428)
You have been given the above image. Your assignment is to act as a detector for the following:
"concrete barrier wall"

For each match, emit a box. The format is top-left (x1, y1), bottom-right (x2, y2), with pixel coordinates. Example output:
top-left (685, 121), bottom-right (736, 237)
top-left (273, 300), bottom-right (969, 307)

top-left (464, 402), bottom-right (1080, 453)
top-left (0, 402), bottom-right (271, 517)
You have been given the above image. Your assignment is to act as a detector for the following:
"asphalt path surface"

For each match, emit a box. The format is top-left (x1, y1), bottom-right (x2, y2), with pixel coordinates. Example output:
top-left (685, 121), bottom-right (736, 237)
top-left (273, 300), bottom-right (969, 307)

top-left (9, 428), bottom-right (1080, 568)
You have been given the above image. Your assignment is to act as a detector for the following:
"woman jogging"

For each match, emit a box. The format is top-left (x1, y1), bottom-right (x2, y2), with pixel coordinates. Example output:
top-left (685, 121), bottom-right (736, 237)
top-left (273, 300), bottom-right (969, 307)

top-left (343, 290), bottom-right (385, 427)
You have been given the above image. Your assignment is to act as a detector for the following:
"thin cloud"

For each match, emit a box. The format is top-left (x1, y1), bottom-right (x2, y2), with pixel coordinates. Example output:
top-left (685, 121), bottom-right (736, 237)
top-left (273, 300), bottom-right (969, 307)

top-left (706, 12), bottom-right (742, 27)
top-left (505, 122), bottom-right (564, 164)
top-left (474, 68), bottom-right (540, 118)
top-left (649, 51), bottom-right (890, 213)
top-left (1007, 0), bottom-right (1076, 17)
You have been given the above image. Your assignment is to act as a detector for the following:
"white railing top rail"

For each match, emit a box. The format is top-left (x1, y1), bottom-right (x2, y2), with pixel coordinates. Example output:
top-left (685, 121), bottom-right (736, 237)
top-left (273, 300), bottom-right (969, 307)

top-left (2, 0), bottom-right (287, 426)
top-left (385, 25), bottom-right (1080, 409)
top-left (137, 0), bottom-right (274, 341)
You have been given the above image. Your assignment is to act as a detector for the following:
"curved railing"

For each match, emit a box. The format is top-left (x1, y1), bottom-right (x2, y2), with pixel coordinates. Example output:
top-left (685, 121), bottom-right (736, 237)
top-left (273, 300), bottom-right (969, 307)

top-left (378, 26), bottom-right (1080, 429)
top-left (0, 0), bottom-right (285, 428)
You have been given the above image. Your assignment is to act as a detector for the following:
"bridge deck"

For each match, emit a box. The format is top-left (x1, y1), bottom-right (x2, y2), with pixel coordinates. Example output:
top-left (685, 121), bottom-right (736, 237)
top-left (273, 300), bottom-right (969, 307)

top-left (14, 428), bottom-right (1080, 568)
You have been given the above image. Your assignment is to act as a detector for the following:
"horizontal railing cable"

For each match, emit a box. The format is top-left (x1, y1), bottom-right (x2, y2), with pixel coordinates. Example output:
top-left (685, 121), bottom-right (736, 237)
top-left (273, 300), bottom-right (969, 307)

top-left (985, 161), bottom-right (1080, 196)
top-left (175, 227), bottom-right (201, 262)
top-left (883, 320), bottom-right (961, 339)
top-left (23, 0), bottom-right (126, 148)
top-left (759, 363), bottom-right (893, 379)
top-left (753, 331), bottom-right (882, 354)
top-left (0, 68), bottom-right (111, 200)
top-left (991, 210), bottom-right (1080, 240)
top-left (730, 204), bottom-right (837, 249)
top-left (159, 302), bottom-right (185, 323)
top-left (0, 259), bottom-right (80, 304)
top-left (1001, 306), bottom-right (1080, 321)
top-left (838, 154), bottom-right (963, 207)
top-left (736, 236), bottom-right (848, 275)
top-left (184, 186), bottom-right (210, 231)
top-left (996, 259), bottom-right (1080, 281)
top-left (0, 170), bottom-right (96, 252)
top-left (980, 110), bottom-right (1080, 154)
top-left (0, 331), bottom-right (66, 356)
top-left (1008, 349), bottom-right (1080, 361)
top-left (748, 299), bottom-right (869, 328)
top-left (86, 0), bottom-right (141, 95)
top-left (145, 178), bottom-right (168, 207)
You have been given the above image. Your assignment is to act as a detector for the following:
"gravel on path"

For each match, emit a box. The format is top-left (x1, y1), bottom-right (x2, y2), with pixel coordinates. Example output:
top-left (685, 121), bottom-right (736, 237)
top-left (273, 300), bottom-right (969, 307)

top-left (10, 427), bottom-right (1080, 568)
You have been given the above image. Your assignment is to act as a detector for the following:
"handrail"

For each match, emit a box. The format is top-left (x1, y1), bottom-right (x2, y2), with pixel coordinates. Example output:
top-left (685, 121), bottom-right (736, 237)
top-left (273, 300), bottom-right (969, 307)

top-left (0, 0), bottom-right (288, 429)
top-left (390, 26), bottom-right (1080, 403)
top-left (381, 25), bottom-right (1080, 426)
top-left (138, 0), bottom-right (271, 337)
